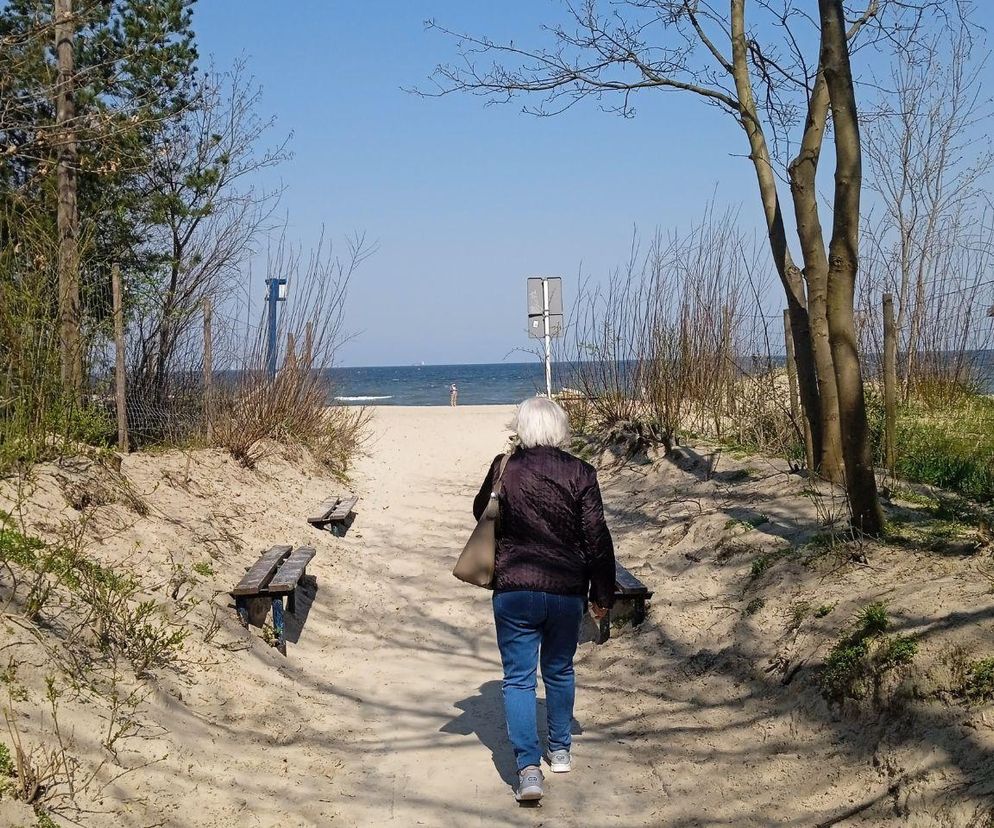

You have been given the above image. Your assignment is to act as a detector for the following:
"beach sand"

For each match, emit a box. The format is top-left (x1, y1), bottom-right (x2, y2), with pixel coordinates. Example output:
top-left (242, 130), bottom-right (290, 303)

top-left (1, 404), bottom-right (991, 826)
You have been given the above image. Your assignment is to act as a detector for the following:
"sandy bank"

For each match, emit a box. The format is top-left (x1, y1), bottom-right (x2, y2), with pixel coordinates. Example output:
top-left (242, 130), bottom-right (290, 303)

top-left (0, 404), bottom-right (991, 826)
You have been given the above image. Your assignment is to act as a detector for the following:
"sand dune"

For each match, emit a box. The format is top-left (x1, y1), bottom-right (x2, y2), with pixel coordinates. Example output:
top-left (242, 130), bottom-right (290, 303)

top-left (1, 404), bottom-right (991, 826)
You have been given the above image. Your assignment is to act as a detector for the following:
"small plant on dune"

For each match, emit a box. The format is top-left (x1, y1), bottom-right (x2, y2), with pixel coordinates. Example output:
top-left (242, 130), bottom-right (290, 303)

top-left (788, 601), bottom-right (811, 630)
top-left (35, 811), bottom-right (59, 828)
top-left (958, 657), bottom-right (994, 704)
top-left (814, 603), bottom-right (835, 618)
top-left (114, 601), bottom-right (188, 678)
top-left (1, 660), bottom-right (29, 704)
top-left (261, 622), bottom-right (278, 648)
top-left (2, 516), bottom-right (187, 678)
top-left (890, 485), bottom-right (938, 509)
top-left (744, 597), bottom-right (765, 615)
top-left (192, 561), bottom-right (214, 578)
top-left (725, 514), bottom-right (769, 532)
top-left (855, 602), bottom-right (889, 637)
top-left (820, 602), bottom-right (918, 704)
top-left (750, 554), bottom-right (771, 580)
top-left (0, 741), bottom-right (14, 779)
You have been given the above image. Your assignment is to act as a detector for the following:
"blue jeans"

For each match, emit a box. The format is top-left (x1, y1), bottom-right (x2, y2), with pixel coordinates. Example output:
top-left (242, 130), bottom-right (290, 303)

top-left (492, 590), bottom-right (585, 770)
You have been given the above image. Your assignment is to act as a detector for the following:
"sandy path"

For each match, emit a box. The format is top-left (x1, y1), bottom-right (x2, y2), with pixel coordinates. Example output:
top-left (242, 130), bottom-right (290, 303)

top-left (313, 405), bottom-right (666, 825)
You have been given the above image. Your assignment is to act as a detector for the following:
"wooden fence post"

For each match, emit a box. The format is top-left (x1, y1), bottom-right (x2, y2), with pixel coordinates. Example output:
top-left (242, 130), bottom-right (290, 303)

top-left (285, 331), bottom-right (297, 373)
top-left (303, 321), bottom-right (314, 370)
top-left (202, 297), bottom-right (213, 439)
top-left (784, 309), bottom-right (812, 471)
top-left (111, 263), bottom-right (128, 452)
top-left (720, 304), bottom-right (734, 422)
top-left (883, 293), bottom-right (898, 476)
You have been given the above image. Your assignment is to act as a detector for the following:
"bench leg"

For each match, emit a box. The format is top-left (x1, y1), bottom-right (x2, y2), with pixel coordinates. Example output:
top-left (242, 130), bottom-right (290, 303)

top-left (235, 596), bottom-right (250, 628)
top-left (632, 599), bottom-right (646, 626)
top-left (271, 596), bottom-right (286, 654)
top-left (287, 588), bottom-right (296, 616)
top-left (598, 611), bottom-right (611, 644)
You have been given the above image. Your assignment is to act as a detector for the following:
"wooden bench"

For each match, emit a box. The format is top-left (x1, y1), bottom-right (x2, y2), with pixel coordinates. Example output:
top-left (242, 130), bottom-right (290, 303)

top-left (231, 544), bottom-right (316, 654)
top-left (599, 561), bottom-right (653, 642)
top-left (307, 494), bottom-right (358, 536)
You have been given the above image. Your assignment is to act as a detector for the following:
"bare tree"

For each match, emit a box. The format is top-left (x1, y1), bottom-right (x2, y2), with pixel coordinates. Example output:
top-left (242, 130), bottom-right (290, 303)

top-left (560, 202), bottom-right (771, 453)
top-left (421, 0), bottom-right (962, 532)
top-left (861, 16), bottom-right (993, 397)
top-left (130, 61), bottom-right (289, 402)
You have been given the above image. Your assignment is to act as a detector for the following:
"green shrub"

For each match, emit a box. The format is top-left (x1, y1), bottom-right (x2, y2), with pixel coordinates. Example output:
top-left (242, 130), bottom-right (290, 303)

top-left (855, 602), bottom-right (889, 637)
top-left (0, 742), bottom-right (14, 778)
top-left (820, 602), bottom-right (918, 703)
top-left (962, 657), bottom-right (994, 703)
top-left (117, 601), bottom-right (188, 677)
top-left (814, 603), bottom-right (835, 618)
top-left (0, 519), bottom-right (45, 569)
top-left (35, 811), bottom-right (59, 828)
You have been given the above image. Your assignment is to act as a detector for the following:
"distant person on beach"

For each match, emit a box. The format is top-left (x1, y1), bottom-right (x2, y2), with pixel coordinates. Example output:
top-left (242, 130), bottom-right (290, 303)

top-left (450, 383), bottom-right (458, 406)
top-left (472, 397), bottom-right (615, 803)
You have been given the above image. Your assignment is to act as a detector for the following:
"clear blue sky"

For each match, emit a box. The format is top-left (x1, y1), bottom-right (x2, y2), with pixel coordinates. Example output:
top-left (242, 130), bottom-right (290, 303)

top-left (193, 1), bottom-right (993, 367)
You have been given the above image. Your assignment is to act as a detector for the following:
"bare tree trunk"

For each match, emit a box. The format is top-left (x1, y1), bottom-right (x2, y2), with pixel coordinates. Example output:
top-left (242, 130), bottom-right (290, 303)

top-left (55, 0), bottom-right (81, 399)
top-left (155, 231), bottom-right (182, 399)
top-left (784, 309), bottom-right (812, 470)
top-left (203, 297), bottom-right (213, 440)
top-left (883, 293), bottom-right (898, 475)
top-left (787, 71), bottom-right (845, 482)
top-left (729, 0), bottom-right (824, 465)
top-left (819, 0), bottom-right (884, 535)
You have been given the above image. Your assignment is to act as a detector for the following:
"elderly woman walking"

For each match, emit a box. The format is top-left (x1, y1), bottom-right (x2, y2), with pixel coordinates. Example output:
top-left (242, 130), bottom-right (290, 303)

top-left (473, 396), bottom-right (616, 802)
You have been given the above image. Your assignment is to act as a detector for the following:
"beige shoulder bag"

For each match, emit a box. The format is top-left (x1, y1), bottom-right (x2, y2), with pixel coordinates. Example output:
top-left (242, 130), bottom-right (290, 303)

top-left (453, 453), bottom-right (512, 589)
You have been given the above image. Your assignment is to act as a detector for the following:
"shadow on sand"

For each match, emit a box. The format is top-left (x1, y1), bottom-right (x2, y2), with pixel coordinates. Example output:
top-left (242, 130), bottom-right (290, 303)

top-left (440, 680), bottom-right (583, 795)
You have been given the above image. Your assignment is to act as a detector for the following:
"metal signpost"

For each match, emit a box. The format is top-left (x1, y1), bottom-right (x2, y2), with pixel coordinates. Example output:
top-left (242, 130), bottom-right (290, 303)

top-left (527, 277), bottom-right (563, 398)
top-left (265, 276), bottom-right (288, 377)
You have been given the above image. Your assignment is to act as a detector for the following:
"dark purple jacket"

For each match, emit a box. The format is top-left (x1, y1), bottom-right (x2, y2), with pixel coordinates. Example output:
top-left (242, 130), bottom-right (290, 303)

top-left (473, 445), bottom-right (616, 608)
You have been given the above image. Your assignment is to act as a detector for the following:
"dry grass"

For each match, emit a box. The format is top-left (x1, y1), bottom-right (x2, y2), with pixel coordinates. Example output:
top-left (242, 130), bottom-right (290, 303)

top-left (209, 233), bottom-right (374, 473)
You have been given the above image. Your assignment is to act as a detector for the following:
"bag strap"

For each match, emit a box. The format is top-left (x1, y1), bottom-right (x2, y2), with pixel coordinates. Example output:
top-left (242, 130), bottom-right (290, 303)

top-left (491, 452), bottom-right (512, 498)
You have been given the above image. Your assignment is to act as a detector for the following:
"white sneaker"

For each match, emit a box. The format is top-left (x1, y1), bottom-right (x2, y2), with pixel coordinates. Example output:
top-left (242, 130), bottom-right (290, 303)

top-left (548, 749), bottom-right (571, 773)
top-left (515, 765), bottom-right (544, 801)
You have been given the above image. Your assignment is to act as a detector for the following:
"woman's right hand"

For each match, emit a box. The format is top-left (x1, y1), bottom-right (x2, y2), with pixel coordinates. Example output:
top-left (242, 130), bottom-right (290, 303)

top-left (590, 603), bottom-right (608, 621)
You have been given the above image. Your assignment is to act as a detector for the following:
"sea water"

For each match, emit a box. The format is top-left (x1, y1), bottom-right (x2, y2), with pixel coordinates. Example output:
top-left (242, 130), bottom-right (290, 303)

top-left (328, 352), bottom-right (994, 407)
top-left (327, 363), bottom-right (551, 406)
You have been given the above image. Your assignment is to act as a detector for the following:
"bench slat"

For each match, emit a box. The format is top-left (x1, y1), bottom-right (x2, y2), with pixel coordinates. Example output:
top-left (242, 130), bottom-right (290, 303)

top-left (615, 561), bottom-right (652, 597)
top-left (307, 497), bottom-right (340, 524)
top-left (307, 494), bottom-right (357, 525)
top-left (232, 545), bottom-right (293, 596)
top-left (326, 495), bottom-right (358, 522)
top-left (267, 546), bottom-right (316, 594)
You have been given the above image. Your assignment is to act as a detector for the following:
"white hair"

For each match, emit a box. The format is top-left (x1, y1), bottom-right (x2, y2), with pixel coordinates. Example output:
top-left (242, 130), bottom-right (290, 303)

top-left (512, 396), bottom-right (570, 449)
